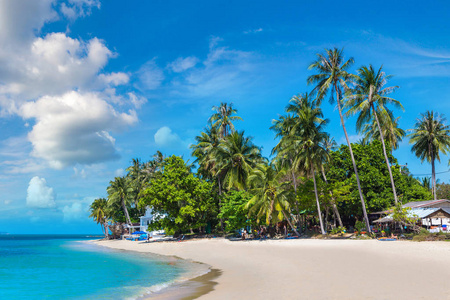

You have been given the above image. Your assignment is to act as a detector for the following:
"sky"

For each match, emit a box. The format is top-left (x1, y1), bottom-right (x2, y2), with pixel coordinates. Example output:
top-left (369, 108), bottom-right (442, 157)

top-left (1, 0), bottom-right (450, 234)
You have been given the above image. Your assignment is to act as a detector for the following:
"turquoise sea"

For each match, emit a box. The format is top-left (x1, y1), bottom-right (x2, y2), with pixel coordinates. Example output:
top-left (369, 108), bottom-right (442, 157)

top-left (0, 235), bottom-right (202, 299)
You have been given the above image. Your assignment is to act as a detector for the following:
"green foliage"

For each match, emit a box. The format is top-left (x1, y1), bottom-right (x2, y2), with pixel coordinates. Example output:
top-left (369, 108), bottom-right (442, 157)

top-left (326, 141), bottom-right (432, 217)
top-left (354, 221), bottom-right (366, 232)
top-left (140, 155), bottom-right (218, 234)
top-left (436, 183), bottom-right (450, 199)
top-left (330, 226), bottom-right (346, 235)
top-left (218, 190), bottom-right (254, 232)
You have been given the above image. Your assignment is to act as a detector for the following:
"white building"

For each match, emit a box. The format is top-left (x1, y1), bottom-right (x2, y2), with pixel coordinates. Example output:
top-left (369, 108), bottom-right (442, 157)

top-left (139, 207), bottom-right (165, 237)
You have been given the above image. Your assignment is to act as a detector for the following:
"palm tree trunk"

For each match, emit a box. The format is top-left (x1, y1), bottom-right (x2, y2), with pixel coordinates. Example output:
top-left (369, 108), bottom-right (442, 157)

top-left (290, 161), bottom-right (301, 229)
top-left (372, 105), bottom-right (399, 204)
top-left (218, 177), bottom-right (224, 231)
top-left (122, 198), bottom-right (133, 227)
top-left (432, 155), bottom-right (437, 200)
top-left (321, 167), bottom-right (343, 227)
top-left (281, 210), bottom-right (300, 237)
top-left (312, 165), bottom-right (326, 235)
top-left (334, 84), bottom-right (371, 233)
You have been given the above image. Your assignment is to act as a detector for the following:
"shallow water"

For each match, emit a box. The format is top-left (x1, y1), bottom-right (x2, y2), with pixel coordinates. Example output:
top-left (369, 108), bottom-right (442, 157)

top-left (0, 235), bottom-right (200, 299)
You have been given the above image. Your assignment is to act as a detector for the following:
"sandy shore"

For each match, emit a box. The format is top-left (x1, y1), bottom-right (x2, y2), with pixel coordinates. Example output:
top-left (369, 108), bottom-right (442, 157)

top-left (94, 238), bottom-right (450, 299)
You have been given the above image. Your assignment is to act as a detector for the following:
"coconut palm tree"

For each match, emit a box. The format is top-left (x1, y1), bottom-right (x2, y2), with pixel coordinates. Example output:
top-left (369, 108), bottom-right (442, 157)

top-left (190, 123), bottom-right (221, 180)
top-left (409, 111), bottom-right (450, 200)
top-left (289, 95), bottom-right (329, 235)
top-left (126, 158), bottom-right (146, 214)
top-left (345, 65), bottom-right (404, 205)
top-left (361, 109), bottom-right (405, 151)
top-left (209, 102), bottom-right (243, 139)
top-left (307, 48), bottom-right (371, 232)
top-left (246, 163), bottom-right (300, 236)
top-left (89, 198), bottom-right (109, 238)
top-left (107, 176), bottom-right (134, 226)
top-left (215, 130), bottom-right (262, 191)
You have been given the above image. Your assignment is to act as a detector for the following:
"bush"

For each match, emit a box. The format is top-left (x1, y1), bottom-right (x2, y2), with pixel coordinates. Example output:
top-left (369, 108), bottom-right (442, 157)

top-left (330, 226), bottom-right (346, 235)
top-left (354, 221), bottom-right (366, 232)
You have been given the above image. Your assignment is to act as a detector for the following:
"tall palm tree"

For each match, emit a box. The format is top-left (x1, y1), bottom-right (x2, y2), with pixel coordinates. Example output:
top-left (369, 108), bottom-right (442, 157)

top-left (107, 176), bottom-right (134, 226)
top-left (126, 158), bottom-right (145, 214)
top-left (288, 94), bottom-right (329, 235)
top-left (345, 65), bottom-right (404, 205)
top-left (190, 123), bottom-right (221, 180)
top-left (409, 111), bottom-right (450, 200)
top-left (307, 48), bottom-right (371, 232)
top-left (215, 131), bottom-right (262, 190)
top-left (209, 102), bottom-right (243, 139)
top-left (361, 109), bottom-right (405, 151)
top-left (246, 163), bottom-right (300, 236)
top-left (89, 198), bottom-right (109, 238)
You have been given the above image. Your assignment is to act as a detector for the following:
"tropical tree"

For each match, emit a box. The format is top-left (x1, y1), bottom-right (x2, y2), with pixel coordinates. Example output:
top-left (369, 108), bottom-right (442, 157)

top-left (215, 130), bottom-right (262, 191)
top-left (345, 65), bottom-right (404, 204)
top-left (246, 163), bottom-right (300, 236)
top-left (209, 102), bottom-right (243, 139)
top-left (89, 198), bottom-right (109, 238)
top-left (307, 47), bottom-right (371, 232)
top-left (107, 176), bottom-right (134, 226)
top-left (361, 109), bottom-right (405, 151)
top-left (190, 123), bottom-right (221, 180)
top-left (409, 111), bottom-right (450, 200)
top-left (288, 94), bottom-right (329, 235)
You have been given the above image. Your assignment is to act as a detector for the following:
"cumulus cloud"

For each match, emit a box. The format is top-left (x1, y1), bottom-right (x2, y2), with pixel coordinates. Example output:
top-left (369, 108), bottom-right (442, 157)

top-left (136, 59), bottom-right (164, 90)
top-left (20, 91), bottom-right (138, 169)
top-left (99, 72), bottom-right (130, 86)
top-left (154, 126), bottom-right (187, 149)
top-left (168, 56), bottom-right (199, 73)
top-left (26, 176), bottom-right (56, 208)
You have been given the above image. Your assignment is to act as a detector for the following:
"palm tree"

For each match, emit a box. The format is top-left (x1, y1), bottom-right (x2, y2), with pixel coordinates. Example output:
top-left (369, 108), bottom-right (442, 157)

top-left (190, 123), bottom-right (221, 180)
top-left (420, 177), bottom-right (431, 191)
top-left (307, 48), bottom-right (371, 232)
top-left (361, 109), bottom-right (405, 151)
top-left (209, 102), bottom-right (243, 139)
top-left (215, 131), bottom-right (262, 191)
top-left (126, 158), bottom-right (146, 214)
top-left (246, 163), bottom-right (300, 236)
top-left (89, 198), bottom-right (109, 238)
top-left (107, 176), bottom-right (134, 226)
top-left (345, 65), bottom-right (404, 205)
top-left (288, 94), bottom-right (329, 235)
top-left (409, 111), bottom-right (450, 200)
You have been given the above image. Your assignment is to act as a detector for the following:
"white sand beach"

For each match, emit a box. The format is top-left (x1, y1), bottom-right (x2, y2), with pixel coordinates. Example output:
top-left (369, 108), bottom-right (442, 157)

top-left (95, 238), bottom-right (450, 299)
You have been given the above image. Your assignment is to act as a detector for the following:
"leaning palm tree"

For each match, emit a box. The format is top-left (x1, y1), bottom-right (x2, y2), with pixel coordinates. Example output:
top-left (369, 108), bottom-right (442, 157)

top-left (361, 109), bottom-right (405, 151)
top-left (246, 163), bottom-right (300, 236)
top-left (409, 111), bottom-right (450, 200)
top-left (209, 102), bottom-right (243, 139)
top-left (345, 65), bottom-right (404, 205)
top-left (215, 131), bottom-right (262, 191)
top-left (89, 198), bottom-right (109, 238)
top-left (107, 176), bottom-right (134, 226)
top-left (307, 48), bottom-right (371, 232)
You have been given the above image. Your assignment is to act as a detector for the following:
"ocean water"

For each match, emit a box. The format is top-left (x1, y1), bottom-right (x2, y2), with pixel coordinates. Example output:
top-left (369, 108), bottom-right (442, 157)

top-left (0, 235), bottom-right (202, 299)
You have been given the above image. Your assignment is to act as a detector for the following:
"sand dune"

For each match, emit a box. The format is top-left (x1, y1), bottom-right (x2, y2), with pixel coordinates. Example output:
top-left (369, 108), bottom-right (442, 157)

top-left (95, 238), bottom-right (450, 299)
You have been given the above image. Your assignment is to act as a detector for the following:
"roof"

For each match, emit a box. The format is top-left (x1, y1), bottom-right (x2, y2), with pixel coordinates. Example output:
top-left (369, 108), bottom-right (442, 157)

top-left (373, 208), bottom-right (444, 223)
top-left (402, 199), bottom-right (450, 208)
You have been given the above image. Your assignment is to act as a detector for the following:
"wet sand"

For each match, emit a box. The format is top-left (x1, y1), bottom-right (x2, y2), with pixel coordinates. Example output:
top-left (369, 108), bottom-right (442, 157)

top-left (95, 238), bottom-right (450, 299)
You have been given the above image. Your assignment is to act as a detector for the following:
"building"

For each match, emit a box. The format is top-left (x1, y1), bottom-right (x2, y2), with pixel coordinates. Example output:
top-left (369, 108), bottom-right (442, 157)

top-left (139, 207), bottom-right (165, 237)
top-left (373, 199), bottom-right (450, 232)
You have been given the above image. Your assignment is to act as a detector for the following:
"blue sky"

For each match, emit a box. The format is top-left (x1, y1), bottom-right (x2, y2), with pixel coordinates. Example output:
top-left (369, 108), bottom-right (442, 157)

top-left (1, 0), bottom-right (450, 234)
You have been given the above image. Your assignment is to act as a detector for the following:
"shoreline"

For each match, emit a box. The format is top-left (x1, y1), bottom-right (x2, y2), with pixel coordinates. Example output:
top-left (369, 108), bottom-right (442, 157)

top-left (89, 239), bottom-right (218, 299)
top-left (95, 238), bottom-right (450, 299)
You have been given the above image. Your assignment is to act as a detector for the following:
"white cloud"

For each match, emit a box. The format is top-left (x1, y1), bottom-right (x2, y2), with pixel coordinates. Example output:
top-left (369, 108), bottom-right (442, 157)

top-left (62, 197), bottom-right (94, 222)
top-left (73, 167), bottom-right (87, 179)
top-left (136, 59), bottom-right (164, 90)
top-left (162, 38), bottom-right (257, 99)
top-left (26, 176), bottom-right (56, 208)
top-left (60, 0), bottom-right (101, 21)
top-left (243, 28), bottom-right (263, 34)
top-left (114, 168), bottom-right (125, 177)
top-left (99, 72), bottom-right (130, 86)
top-left (168, 56), bottom-right (199, 73)
top-left (4, 200), bottom-right (11, 205)
top-left (0, 32), bottom-right (114, 106)
top-left (154, 126), bottom-right (187, 149)
top-left (20, 91), bottom-right (138, 169)
top-left (127, 92), bottom-right (147, 109)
